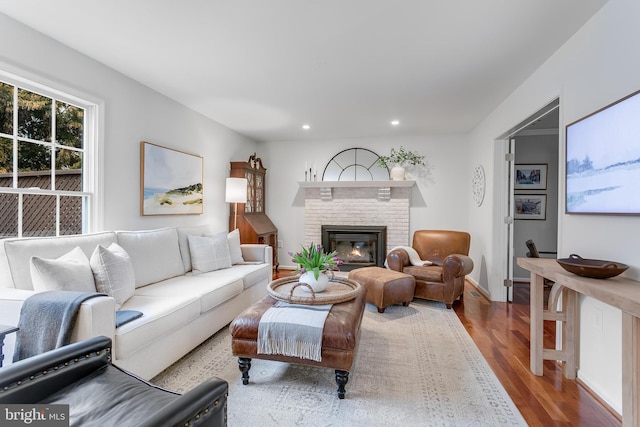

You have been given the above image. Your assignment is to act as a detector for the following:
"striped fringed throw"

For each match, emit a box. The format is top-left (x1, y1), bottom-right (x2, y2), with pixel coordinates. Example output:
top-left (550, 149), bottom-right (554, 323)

top-left (257, 301), bottom-right (332, 362)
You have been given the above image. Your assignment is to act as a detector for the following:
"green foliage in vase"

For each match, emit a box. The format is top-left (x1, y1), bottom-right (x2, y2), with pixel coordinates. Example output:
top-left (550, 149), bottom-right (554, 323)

top-left (376, 146), bottom-right (426, 169)
top-left (289, 243), bottom-right (343, 280)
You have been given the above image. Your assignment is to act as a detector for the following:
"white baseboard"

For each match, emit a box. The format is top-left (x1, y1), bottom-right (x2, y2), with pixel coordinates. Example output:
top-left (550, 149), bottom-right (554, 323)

top-left (465, 277), bottom-right (490, 300)
top-left (577, 374), bottom-right (622, 418)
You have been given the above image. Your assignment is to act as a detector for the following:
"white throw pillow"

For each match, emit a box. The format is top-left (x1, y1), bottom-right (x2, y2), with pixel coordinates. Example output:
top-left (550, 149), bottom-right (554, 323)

top-left (90, 243), bottom-right (136, 310)
top-left (227, 229), bottom-right (245, 265)
top-left (188, 234), bottom-right (232, 274)
top-left (116, 228), bottom-right (184, 288)
top-left (30, 247), bottom-right (96, 293)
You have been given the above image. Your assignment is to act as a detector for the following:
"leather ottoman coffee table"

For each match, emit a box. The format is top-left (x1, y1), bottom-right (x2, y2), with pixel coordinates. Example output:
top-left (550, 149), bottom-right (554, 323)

top-left (229, 280), bottom-right (366, 399)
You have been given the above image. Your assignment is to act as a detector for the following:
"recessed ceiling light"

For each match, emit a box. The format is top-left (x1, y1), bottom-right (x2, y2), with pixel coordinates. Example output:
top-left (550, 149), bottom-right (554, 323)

top-left (302, 124), bottom-right (310, 130)
top-left (391, 120), bottom-right (400, 126)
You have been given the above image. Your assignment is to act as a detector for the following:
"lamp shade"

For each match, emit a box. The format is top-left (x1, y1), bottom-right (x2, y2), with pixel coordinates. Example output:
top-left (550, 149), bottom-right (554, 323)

top-left (225, 178), bottom-right (247, 203)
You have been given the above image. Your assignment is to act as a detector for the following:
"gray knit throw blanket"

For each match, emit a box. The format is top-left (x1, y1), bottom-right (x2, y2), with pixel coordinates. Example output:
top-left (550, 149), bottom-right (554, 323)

top-left (257, 301), bottom-right (332, 362)
top-left (13, 291), bottom-right (104, 362)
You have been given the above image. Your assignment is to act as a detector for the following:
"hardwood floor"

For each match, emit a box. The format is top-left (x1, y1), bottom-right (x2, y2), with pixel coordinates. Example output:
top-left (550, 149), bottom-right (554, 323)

top-left (454, 281), bottom-right (621, 427)
top-left (274, 270), bottom-right (621, 426)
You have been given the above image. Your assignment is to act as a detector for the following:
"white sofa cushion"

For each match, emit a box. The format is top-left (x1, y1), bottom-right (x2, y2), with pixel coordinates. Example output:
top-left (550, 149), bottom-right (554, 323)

top-left (30, 247), bottom-right (96, 293)
top-left (90, 243), bottom-right (136, 310)
top-left (227, 229), bottom-right (245, 265)
top-left (227, 263), bottom-right (272, 289)
top-left (116, 228), bottom-right (184, 288)
top-left (115, 293), bottom-right (200, 360)
top-left (188, 234), bottom-right (232, 274)
top-left (135, 273), bottom-right (244, 313)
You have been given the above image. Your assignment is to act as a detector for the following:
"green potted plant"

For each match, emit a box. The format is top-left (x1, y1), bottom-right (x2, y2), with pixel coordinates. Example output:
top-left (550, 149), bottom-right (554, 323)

top-left (289, 243), bottom-right (342, 292)
top-left (376, 146), bottom-right (426, 180)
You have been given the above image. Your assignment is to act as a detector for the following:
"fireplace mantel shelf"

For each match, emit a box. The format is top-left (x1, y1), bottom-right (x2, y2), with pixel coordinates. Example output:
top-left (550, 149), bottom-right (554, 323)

top-left (298, 180), bottom-right (415, 188)
top-left (299, 180), bottom-right (414, 201)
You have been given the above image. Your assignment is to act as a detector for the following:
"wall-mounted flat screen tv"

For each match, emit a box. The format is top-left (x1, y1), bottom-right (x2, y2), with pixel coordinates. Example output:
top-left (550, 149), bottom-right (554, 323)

top-left (566, 89), bottom-right (640, 215)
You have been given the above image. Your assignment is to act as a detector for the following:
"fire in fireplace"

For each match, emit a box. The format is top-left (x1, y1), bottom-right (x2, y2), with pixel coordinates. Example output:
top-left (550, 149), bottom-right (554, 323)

top-left (321, 225), bottom-right (387, 272)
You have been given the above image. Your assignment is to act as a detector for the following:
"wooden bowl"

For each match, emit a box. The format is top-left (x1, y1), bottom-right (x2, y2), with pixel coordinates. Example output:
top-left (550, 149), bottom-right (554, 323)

top-left (557, 254), bottom-right (628, 279)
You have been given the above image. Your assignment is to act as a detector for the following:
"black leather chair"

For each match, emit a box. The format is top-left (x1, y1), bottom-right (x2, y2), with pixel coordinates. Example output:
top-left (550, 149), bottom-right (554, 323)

top-left (0, 336), bottom-right (228, 426)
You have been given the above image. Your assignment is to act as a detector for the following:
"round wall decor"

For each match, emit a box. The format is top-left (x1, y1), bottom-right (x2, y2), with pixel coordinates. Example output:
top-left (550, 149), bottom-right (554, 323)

top-left (472, 165), bottom-right (485, 207)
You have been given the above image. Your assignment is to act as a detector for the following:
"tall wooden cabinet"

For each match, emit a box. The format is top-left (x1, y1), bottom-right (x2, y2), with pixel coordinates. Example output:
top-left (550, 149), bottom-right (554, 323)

top-left (229, 153), bottom-right (278, 270)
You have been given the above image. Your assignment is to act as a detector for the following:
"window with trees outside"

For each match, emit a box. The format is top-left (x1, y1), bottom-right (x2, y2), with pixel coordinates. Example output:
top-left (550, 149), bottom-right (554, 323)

top-left (0, 74), bottom-right (97, 238)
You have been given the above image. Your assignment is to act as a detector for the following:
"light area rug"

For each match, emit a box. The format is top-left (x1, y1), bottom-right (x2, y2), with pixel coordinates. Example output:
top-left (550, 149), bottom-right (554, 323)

top-left (152, 299), bottom-right (527, 426)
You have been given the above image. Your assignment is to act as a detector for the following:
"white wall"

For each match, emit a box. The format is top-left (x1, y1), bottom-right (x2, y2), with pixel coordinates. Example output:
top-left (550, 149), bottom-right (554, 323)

top-left (261, 134), bottom-right (471, 269)
top-left (468, 0), bottom-right (640, 413)
top-left (0, 13), bottom-right (258, 233)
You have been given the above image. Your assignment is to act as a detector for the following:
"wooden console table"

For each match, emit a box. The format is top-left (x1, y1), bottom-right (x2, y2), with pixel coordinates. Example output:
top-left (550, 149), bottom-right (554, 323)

top-left (517, 257), bottom-right (640, 426)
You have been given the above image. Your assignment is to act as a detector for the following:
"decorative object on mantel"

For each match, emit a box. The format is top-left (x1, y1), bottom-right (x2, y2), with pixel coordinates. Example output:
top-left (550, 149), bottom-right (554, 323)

top-left (376, 146), bottom-right (426, 180)
top-left (229, 153), bottom-right (279, 270)
top-left (472, 165), bottom-right (486, 207)
top-left (557, 254), bottom-right (629, 279)
top-left (322, 148), bottom-right (389, 181)
top-left (289, 243), bottom-right (343, 293)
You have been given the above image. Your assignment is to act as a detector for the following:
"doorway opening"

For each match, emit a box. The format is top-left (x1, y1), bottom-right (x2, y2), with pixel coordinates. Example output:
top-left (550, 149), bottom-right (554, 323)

top-left (496, 98), bottom-right (560, 303)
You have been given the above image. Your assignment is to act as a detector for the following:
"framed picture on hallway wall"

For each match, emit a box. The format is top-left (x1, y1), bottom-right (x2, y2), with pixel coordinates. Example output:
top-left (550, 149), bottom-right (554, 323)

top-left (140, 141), bottom-right (204, 215)
top-left (514, 194), bottom-right (546, 220)
top-left (514, 164), bottom-right (547, 190)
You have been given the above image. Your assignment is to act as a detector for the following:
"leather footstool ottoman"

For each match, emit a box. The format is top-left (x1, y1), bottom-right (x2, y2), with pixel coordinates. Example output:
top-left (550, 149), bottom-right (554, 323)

top-left (348, 267), bottom-right (415, 313)
top-left (230, 284), bottom-right (366, 399)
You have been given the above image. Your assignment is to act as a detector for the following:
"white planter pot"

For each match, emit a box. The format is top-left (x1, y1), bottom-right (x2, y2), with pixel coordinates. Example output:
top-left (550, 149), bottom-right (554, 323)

top-left (390, 165), bottom-right (406, 180)
top-left (299, 271), bottom-right (329, 293)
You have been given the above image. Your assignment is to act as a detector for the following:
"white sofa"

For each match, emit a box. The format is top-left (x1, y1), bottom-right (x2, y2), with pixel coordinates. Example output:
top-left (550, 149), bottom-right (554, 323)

top-left (0, 225), bottom-right (272, 380)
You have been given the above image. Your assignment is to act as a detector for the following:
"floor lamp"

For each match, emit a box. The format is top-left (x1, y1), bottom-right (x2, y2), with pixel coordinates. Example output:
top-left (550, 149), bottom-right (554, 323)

top-left (226, 177), bottom-right (247, 230)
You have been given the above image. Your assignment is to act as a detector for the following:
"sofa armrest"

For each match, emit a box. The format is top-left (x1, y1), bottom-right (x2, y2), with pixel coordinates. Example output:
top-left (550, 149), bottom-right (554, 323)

top-left (386, 249), bottom-right (410, 272)
top-left (0, 289), bottom-right (116, 367)
top-left (0, 288), bottom-right (35, 327)
top-left (139, 377), bottom-right (228, 427)
top-left (72, 295), bottom-right (116, 346)
top-left (442, 254), bottom-right (474, 280)
top-left (241, 244), bottom-right (272, 265)
top-left (0, 336), bottom-right (112, 404)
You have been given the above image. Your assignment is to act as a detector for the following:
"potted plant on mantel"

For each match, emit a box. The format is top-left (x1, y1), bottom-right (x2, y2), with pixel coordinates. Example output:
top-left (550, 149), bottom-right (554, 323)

top-left (376, 146), bottom-right (426, 180)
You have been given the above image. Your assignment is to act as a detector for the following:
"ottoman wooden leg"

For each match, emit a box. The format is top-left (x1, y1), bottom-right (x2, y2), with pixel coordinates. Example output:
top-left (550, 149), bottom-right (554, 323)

top-left (335, 370), bottom-right (349, 399)
top-left (377, 306), bottom-right (386, 313)
top-left (238, 357), bottom-right (252, 385)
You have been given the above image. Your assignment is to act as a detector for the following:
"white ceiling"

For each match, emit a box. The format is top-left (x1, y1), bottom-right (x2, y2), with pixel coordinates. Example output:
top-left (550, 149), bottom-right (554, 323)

top-left (0, 0), bottom-right (608, 142)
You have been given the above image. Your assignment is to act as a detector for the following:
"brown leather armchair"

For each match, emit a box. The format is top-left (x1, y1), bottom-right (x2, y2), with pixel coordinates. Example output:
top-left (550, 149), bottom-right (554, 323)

top-left (386, 230), bottom-right (474, 308)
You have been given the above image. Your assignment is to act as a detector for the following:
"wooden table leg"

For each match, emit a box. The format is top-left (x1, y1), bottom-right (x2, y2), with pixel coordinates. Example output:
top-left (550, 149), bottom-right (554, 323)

top-left (530, 272), bottom-right (544, 376)
top-left (562, 289), bottom-right (578, 379)
top-left (622, 312), bottom-right (640, 427)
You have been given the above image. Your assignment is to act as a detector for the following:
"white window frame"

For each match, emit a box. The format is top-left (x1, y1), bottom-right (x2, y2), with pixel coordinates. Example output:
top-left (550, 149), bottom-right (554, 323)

top-left (0, 66), bottom-right (103, 236)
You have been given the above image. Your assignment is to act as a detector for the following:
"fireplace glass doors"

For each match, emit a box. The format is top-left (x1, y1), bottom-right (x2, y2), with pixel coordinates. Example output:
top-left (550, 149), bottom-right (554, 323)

top-left (321, 225), bottom-right (387, 271)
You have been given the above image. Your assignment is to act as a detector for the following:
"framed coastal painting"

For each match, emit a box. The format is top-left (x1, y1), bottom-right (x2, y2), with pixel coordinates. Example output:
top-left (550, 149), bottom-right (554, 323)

top-left (140, 141), bottom-right (203, 215)
top-left (514, 164), bottom-right (547, 190)
top-left (514, 194), bottom-right (546, 220)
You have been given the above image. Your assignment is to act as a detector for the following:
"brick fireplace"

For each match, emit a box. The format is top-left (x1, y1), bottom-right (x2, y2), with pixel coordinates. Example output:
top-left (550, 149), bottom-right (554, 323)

top-left (300, 181), bottom-right (413, 260)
